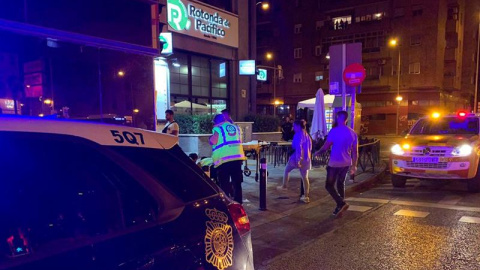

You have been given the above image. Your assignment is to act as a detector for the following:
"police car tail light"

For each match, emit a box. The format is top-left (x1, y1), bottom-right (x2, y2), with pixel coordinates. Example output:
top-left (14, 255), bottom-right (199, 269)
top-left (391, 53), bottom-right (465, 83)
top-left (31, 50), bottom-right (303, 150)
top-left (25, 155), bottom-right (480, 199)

top-left (452, 144), bottom-right (473, 157)
top-left (228, 203), bottom-right (250, 236)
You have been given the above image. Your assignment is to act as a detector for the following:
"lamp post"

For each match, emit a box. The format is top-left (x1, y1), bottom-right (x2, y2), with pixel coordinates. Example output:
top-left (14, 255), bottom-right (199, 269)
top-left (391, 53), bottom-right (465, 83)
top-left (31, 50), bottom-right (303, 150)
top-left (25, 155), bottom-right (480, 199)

top-left (263, 52), bottom-right (278, 116)
top-left (474, 16), bottom-right (480, 113)
top-left (390, 38), bottom-right (401, 134)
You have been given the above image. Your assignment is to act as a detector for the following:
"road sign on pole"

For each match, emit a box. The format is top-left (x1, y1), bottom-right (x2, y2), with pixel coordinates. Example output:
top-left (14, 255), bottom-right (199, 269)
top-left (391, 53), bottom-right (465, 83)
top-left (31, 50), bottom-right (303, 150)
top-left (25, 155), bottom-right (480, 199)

top-left (343, 63), bottom-right (366, 87)
top-left (342, 63), bottom-right (365, 131)
top-left (257, 69), bottom-right (267, 81)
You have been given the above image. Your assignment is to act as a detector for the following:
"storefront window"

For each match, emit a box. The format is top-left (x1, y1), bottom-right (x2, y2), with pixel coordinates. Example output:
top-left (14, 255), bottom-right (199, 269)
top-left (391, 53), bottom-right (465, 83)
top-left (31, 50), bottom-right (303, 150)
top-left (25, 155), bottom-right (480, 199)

top-left (191, 56), bottom-right (210, 97)
top-left (167, 52), bottom-right (229, 116)
top-left (0, 30), bottom-right (154, 128)
top-left (170, 54), bottom-right (189, 96)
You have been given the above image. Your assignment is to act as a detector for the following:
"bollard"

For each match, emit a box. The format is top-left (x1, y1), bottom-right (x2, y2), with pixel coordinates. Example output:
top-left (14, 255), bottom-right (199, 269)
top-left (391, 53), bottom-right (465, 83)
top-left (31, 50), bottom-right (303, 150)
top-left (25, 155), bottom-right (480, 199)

top-left (259, 158), bottom-right (267, 211)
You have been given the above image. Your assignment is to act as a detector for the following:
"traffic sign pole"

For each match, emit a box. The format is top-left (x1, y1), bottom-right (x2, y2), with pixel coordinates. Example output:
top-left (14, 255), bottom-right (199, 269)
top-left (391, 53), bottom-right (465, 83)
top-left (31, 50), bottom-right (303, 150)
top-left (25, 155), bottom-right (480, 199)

top-left (342, 63), bottom-right (366, 131)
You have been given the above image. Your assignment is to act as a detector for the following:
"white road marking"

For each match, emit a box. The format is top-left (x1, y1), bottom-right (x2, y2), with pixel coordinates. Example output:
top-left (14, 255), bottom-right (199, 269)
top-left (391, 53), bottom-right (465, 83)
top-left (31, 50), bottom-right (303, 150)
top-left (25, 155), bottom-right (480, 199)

top-left (346, 197), bottom-right (480, 213)
top-left (459, 216), bottom-right (480, 224)
top-left (394, 209), bottom-right (430, 218)
top-left (346, 197), bottom-right (390, 204)
top-left (347, 205), bottom-right (373, 212)
top-left (438, 195), bottom-right (463, 205)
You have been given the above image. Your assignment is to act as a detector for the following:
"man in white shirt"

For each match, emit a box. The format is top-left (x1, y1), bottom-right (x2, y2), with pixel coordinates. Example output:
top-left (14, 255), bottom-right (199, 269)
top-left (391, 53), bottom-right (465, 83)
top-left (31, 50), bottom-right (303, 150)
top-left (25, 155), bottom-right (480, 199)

top-left (316, 110), bottom-right (358, 218)
top-left (162, 109), bottom-right (179, 136)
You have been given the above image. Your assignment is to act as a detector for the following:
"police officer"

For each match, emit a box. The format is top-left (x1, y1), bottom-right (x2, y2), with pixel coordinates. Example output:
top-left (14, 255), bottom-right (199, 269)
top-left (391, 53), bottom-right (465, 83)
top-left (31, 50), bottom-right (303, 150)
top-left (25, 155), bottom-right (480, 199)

top-left (210, 114), bottom-right (246, 204)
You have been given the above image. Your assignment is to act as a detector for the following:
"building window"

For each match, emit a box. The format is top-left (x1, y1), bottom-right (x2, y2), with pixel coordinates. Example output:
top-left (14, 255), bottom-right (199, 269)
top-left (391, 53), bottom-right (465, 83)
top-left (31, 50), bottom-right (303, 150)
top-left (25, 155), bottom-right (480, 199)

top-left (315, 45), bottom-right (322, 56)
top-left (409, 62), bottom-right (421, 74)
top-left (293, 73), bottom-right (302, 83)
top-left (419, 100), bottom-right (429, 106)
top-left (410, 35), bottom-right (422, 46)
top-left (171, 52), bottom-right (229, 115)
top-left (294, 48), bottom-right (303, 59)
top-left (332, 16), bottom-right (351, 30)
top-left (315, 71), bottom-right (324, 81)
top-left (448, 6), bottom-right (459, 20)
top-left (366, 67), bottom-right (381, 80)
top-left (394, 7), bottom-right (405, 17)
top-left (412, 5), bottom-right (423, 16)
top-left (294, 24), bottom-right (302, 34)
top-left (316, 21), bottom-right (324, 31)
top-left (386, 101), bottom-right (393, 106)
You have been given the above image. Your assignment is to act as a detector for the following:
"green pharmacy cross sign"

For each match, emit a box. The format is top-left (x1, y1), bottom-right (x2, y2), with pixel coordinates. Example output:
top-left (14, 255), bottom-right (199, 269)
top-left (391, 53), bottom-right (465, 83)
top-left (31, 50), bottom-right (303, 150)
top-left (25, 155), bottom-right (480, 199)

top-left (257, 69), bottom-right (267, 81)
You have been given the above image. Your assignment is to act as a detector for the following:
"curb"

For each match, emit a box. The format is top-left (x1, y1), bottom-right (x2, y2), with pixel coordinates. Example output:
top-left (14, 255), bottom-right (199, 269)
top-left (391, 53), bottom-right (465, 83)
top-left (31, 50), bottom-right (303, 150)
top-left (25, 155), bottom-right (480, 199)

top-left (248, 162), bottom-right (388, 229)
top-left (346, 162), bottom-right (388, 196)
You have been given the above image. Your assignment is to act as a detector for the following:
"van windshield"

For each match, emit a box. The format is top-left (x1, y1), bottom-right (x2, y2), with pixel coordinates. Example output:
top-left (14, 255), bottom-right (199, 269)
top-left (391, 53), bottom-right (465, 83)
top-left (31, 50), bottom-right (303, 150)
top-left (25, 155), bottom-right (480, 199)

top-left (410, 117), bottom-right (479, 135)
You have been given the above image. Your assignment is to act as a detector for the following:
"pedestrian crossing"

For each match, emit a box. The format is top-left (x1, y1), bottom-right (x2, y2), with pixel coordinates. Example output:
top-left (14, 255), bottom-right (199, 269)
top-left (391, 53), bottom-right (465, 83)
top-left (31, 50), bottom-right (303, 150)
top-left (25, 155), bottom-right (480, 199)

top-left (393, 209), bottom-right (429, 218)
top-left (345, 194), bottom-right (480, 224)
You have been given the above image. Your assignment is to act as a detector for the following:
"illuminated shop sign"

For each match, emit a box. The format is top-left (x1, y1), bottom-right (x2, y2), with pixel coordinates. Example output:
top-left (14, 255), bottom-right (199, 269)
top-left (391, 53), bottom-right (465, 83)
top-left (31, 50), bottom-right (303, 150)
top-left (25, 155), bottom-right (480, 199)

top-left (167, 0), bottom-right (239, 48)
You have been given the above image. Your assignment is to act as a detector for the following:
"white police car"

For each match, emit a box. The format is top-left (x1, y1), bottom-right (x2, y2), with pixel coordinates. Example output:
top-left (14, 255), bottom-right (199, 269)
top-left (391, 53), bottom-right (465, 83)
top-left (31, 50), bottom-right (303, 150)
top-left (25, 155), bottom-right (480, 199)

top-left (0, 116), bottom-right (254, 270)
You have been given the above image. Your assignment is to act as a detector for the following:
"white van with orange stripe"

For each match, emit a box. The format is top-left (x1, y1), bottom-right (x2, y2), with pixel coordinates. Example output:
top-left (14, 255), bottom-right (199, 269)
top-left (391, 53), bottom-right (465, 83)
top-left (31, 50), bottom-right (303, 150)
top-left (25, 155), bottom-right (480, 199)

top-left (390, 112), bottom-right (480, 192)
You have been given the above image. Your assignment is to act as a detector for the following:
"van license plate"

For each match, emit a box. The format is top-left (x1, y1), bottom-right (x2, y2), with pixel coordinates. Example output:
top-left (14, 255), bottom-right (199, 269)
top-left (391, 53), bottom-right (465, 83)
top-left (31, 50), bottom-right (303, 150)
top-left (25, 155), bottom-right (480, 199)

top-left (412, 157), bottom-right (439, 163)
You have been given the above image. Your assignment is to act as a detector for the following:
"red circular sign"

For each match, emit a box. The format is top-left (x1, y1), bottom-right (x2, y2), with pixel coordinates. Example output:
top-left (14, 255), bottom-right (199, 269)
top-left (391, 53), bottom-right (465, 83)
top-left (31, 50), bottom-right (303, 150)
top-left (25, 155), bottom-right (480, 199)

top-left (343, 63), bottom-right (366, 87)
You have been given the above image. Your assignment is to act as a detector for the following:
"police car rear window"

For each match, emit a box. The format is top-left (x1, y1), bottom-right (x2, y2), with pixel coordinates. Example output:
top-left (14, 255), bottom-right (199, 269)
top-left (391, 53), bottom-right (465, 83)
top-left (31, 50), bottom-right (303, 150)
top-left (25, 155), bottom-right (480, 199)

top-left (110, 145), bottom-right (218, 202)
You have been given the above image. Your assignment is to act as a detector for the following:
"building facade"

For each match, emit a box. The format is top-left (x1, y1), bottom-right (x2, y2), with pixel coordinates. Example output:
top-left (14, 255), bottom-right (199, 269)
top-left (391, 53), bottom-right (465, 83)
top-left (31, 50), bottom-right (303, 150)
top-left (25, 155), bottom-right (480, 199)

top-left (256, 0), bottom-right (480, 135)
top-left (157, 0), bottom-right (256, 124)
top-left (0, 0), bottom-right (256, 130)
top-left (0, 0), bottom-right (162, 128)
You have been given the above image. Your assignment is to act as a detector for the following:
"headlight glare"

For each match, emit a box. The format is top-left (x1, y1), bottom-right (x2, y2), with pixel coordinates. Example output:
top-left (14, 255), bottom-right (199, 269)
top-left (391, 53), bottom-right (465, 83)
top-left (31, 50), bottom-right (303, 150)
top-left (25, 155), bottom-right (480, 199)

top-left (452, 144), bottom-right (473, 157)
top-left (391, 144), bottom-right (405, 155)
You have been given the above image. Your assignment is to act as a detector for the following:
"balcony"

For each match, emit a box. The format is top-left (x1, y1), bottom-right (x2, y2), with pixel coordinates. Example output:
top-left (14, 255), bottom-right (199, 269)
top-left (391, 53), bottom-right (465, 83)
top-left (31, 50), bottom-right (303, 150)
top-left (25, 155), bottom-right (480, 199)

top-left (445, 19), bottom-right (458, 34)
top-left (444, 47), bottom-right (457, 63)
top-left (443, 76), bottom-right (455, 89)
top-left (445, 32), bottom-right (458, 48)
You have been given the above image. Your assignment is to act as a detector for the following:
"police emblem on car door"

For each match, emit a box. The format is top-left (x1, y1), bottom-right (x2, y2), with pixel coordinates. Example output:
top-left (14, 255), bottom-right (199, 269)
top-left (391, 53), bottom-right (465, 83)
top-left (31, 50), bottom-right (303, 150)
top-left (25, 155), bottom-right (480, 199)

top-left (204, 208), bottom-right (234, 270)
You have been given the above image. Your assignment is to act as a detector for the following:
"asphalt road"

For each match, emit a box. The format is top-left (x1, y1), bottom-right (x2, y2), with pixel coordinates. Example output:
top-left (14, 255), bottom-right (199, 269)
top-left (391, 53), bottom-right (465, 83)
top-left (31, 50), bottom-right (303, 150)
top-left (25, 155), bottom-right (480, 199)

top-left (259, 176), bottom-right (480, 270)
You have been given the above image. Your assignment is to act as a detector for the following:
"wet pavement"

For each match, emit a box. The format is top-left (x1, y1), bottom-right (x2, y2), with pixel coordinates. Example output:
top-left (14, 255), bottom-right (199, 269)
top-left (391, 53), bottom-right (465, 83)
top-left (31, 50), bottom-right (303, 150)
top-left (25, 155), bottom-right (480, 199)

top-left (238, 160), bottom-right (387, 268)
top-left (259, 175), bottom-right (480, 270)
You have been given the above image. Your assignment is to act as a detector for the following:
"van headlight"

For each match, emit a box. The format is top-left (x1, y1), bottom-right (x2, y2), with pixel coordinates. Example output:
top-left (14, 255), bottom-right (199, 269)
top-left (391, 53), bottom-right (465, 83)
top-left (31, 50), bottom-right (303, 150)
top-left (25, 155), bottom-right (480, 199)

top-left (452, 144), bottom-right (473, 157)
top-left (391, 144), bottom-right (405, 155)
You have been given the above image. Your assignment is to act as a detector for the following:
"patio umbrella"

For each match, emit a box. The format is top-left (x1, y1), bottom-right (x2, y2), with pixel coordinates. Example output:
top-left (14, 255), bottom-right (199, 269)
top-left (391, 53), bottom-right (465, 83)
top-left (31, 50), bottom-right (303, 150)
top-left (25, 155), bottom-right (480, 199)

top-left (310, 88), bottom-right (327, 140)
top-left (173, 100), bottom-right (208, 109)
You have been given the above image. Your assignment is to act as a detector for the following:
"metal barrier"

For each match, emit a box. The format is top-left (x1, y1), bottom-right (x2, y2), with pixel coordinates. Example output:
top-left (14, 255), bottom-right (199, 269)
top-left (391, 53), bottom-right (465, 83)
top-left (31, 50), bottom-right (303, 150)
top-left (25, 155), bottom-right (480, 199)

top-left (259, 138), bottom-right (381, 172)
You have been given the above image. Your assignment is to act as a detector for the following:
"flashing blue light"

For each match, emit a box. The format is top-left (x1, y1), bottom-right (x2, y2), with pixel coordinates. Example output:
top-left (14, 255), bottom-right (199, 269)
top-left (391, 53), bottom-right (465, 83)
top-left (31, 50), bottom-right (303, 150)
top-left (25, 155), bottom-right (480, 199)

top-left (16, 247), bottom-right (23, 253)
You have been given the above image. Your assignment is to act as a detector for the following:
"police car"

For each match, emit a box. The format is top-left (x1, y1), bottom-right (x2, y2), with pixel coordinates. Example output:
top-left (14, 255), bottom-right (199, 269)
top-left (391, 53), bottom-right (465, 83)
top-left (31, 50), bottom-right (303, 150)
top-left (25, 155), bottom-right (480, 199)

top-left (390, 112), bottom-right (480, 192)
top-left (0, 116), bottom-right (254, 270)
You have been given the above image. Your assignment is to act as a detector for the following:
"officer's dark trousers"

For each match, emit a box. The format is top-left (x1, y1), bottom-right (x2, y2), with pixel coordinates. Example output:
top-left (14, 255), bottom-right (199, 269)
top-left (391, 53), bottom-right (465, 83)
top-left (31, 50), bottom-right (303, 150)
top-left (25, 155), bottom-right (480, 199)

top-left (217, 160), bottom-right (243, 203)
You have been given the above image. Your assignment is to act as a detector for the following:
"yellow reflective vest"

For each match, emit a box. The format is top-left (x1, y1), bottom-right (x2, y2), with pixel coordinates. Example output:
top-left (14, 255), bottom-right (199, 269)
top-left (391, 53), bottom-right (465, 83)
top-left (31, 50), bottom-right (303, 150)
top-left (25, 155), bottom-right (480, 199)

top-left (211, 122), bottom-right (246, 168)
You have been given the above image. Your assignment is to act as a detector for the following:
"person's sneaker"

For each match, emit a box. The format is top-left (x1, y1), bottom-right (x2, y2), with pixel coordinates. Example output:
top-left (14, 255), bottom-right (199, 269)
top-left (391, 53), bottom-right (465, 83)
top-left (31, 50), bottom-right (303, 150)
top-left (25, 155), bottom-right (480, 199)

top-left (276, 185), bottom-right (287, 191)
top-left (332, 203), bottom-right (349, 218)
top-left (300, 195), bottom-right (310, 203)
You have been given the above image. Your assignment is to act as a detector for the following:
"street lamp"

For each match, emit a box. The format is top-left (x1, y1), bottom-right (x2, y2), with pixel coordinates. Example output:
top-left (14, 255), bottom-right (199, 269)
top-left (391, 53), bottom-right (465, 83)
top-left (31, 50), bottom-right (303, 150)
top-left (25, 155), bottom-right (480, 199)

top-left (265, 52), bottom-right (273, 60)
top-left (256, 1), bottom-right (270, 10)
top-left (117, 70), bottom-right (125, 77)
top-left (389, 38), bottom-right (402, 134)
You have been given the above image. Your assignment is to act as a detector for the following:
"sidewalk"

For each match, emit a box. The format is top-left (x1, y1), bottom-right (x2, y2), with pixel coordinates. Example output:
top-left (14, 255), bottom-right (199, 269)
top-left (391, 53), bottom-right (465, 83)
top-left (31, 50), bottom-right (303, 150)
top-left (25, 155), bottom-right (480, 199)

top-left (240, 160), bottom-right (387, 267)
